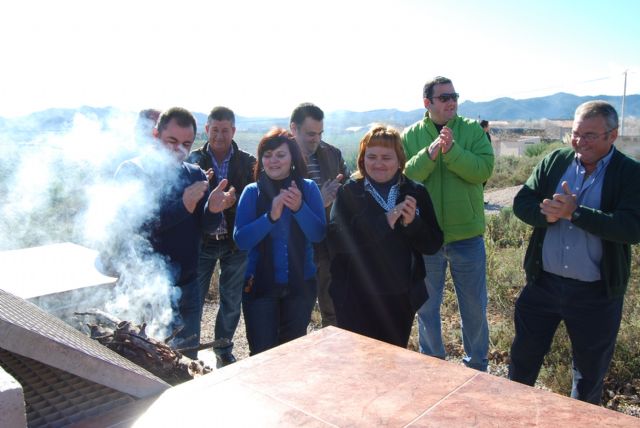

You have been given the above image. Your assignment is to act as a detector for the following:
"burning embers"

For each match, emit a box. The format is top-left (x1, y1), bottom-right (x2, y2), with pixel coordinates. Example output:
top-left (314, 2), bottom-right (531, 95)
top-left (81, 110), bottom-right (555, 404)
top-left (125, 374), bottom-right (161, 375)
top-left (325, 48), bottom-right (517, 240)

top-left (77, 309), bottom-right (212, 385)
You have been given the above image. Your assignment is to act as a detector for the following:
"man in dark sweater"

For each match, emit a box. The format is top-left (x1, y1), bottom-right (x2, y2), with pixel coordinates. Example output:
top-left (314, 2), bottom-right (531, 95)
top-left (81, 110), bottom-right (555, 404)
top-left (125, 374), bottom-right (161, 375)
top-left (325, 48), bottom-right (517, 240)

top-left (509, 101), bottom-right (640, 404)
top-left (115, 107), bottom-right (236, 359)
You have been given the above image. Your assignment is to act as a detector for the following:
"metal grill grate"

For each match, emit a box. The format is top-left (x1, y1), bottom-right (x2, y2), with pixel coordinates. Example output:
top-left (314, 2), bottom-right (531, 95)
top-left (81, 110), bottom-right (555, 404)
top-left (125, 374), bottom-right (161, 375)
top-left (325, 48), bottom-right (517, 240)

top-left (0, 348), bottom-right (136, 427)
top-left (0, 289), bottom-right (169, 398)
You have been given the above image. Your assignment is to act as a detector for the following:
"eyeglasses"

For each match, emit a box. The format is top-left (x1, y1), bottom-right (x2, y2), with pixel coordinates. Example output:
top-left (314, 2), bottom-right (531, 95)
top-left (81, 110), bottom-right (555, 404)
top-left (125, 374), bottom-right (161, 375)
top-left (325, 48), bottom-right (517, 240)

top-left (431, 92), bottom-right (459, 103)
top-left (570, 129), bottom-right (615, 143)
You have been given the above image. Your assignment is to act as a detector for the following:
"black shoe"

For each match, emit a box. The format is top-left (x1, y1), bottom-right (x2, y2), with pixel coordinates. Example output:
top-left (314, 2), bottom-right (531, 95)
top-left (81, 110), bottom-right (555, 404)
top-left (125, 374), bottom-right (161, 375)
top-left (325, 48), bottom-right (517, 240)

top-left (216, 353), bottom-right (236, 368)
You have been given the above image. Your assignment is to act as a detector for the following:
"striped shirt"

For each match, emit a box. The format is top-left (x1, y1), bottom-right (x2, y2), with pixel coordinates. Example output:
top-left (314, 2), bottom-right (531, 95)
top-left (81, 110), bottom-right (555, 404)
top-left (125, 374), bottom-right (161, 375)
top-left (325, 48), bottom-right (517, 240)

top-left (307, 153), bottom-right (323, 186)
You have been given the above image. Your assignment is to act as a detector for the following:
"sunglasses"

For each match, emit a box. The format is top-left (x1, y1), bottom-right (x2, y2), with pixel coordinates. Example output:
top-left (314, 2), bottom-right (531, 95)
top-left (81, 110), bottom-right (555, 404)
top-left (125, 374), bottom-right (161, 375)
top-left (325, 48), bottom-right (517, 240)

top-left (431, 93), bottom-right (459, 103)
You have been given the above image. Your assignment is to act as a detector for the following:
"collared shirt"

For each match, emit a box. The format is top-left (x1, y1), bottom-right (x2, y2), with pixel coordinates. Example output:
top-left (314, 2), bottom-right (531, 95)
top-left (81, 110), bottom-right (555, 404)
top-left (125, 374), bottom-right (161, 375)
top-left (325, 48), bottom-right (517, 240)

top-left (207, 144), bottom-right (234, 235)
top-left (542, 147), bottom-right (615, 281)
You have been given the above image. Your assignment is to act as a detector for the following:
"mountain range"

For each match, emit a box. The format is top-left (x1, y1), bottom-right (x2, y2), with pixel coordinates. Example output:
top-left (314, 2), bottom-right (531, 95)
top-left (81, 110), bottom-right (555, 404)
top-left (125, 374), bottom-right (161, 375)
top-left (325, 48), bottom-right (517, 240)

top-left (1, 93), bottom-right (637, 139)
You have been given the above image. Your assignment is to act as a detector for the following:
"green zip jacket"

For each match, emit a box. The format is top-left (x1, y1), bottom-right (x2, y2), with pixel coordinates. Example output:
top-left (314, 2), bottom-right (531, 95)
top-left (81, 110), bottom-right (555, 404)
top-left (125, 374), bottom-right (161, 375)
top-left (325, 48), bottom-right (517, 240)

top-left (403, 114), bottom-right (494, 244)
top-left (514, 147), bottom-right (640, 297)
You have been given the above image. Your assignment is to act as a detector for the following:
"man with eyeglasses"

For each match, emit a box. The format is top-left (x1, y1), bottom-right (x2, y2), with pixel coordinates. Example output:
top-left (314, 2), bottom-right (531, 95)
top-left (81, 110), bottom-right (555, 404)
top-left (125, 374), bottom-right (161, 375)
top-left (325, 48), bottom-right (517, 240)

top-left (509, 100), bottom-right (640, 404)
top-left (403, 76), bottom-right (494, 371)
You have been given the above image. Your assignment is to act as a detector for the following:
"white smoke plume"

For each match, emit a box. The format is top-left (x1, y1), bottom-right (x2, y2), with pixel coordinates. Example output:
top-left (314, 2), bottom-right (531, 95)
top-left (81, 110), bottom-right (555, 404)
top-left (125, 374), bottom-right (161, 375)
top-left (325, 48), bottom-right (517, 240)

top-left (0, 109), bottom-right (186, 340)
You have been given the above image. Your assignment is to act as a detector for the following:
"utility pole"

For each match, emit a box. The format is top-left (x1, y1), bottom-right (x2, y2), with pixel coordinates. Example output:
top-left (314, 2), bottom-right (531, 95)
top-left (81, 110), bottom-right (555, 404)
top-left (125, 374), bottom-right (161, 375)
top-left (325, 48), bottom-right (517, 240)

top-left (620, 70), bottom-right (627, 136)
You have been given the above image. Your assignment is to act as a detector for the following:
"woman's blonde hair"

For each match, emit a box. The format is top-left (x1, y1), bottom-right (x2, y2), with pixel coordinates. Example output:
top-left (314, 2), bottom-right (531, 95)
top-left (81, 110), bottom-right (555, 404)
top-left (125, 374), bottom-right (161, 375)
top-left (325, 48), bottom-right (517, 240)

top-left (355, 124), bottom-right (406, 179)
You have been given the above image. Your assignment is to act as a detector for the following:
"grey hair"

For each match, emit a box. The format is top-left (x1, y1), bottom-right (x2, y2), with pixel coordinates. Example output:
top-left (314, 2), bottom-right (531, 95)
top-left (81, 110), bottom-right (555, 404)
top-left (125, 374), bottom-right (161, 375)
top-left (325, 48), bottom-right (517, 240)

top-left (574, 100), bottom-right (619, 132)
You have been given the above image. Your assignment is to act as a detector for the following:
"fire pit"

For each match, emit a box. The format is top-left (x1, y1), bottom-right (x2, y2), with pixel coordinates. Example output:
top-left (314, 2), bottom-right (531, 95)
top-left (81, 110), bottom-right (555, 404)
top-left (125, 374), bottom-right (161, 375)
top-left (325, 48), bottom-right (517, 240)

top-left (0, 243), bottom-right (171, 427)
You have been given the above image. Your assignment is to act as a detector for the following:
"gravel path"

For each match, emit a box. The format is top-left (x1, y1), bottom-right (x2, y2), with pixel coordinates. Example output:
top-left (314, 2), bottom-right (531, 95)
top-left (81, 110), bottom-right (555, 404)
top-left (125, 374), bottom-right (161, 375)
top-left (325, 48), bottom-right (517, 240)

top-left (484, 185), bottom-right (522, 213)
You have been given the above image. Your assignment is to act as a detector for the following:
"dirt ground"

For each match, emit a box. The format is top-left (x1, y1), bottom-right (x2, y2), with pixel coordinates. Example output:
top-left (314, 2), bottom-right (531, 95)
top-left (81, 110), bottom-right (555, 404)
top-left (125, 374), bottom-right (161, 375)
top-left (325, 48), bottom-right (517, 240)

top-left (484, 185), bottom-right (522, 213)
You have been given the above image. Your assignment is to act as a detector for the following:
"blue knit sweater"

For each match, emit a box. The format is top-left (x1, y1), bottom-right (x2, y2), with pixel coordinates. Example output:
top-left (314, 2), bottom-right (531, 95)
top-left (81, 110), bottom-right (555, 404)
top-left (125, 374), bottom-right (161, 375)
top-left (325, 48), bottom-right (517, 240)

top-left (233, 178), bottom-right (325, 284)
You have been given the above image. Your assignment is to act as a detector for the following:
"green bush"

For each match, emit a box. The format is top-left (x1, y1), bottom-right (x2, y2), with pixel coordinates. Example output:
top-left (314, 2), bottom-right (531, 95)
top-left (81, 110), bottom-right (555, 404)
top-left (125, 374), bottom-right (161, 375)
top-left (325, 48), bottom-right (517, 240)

top-left (486, 141), bottom-right (566, 190)
top-left (486, 155), bottom-right (540, 189)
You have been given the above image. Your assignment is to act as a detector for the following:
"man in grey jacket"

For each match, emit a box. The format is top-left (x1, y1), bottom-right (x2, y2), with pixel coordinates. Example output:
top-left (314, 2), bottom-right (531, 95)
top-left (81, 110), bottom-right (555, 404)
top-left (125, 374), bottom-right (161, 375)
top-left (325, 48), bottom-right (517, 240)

top-left (290, 103), bottom-right (349, 327)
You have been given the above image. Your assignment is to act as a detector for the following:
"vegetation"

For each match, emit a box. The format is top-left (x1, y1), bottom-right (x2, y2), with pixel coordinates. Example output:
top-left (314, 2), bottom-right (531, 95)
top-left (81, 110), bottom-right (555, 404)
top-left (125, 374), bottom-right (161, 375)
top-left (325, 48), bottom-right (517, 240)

top-left (486, 141), bottom-right (565, 190)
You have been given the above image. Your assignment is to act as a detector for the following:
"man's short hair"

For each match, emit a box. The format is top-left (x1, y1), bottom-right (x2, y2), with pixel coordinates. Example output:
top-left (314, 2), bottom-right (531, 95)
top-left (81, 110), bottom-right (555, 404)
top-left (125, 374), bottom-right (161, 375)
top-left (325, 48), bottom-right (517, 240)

top-left (480, 120), bottom-right (489, 128)
top-left (290, 103), bottom-right (324, 126)
top-left (575, 101), bottom-right (619, 132)
top-left (207, 106), bottom-right (235, 126)
top-left (423, 76), bottom-right (453, 101)
top-left (157, 107), bottom-right (197, 135)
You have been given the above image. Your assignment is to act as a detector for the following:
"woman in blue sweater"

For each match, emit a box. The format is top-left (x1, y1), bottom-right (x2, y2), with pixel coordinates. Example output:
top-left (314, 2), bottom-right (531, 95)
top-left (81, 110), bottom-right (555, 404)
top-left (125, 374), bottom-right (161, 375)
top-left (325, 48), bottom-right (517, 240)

top-left (234, 128), bottom-right (326, 355)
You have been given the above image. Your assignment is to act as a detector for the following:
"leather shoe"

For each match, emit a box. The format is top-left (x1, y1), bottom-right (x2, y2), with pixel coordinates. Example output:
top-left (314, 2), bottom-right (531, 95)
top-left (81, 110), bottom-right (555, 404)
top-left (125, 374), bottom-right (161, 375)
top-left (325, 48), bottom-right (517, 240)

top-left (216, 353), bottom-right (236, 369)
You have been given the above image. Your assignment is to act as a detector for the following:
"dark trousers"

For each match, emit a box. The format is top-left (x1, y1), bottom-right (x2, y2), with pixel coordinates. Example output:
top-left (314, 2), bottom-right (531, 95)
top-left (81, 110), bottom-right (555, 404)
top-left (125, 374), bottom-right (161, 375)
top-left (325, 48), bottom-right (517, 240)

top-left (509, 271), bottom-right (624, 404)
top-left (314, 244), bottom-right (336, 327)
top-left (242, 279), bottom-right (317, 355)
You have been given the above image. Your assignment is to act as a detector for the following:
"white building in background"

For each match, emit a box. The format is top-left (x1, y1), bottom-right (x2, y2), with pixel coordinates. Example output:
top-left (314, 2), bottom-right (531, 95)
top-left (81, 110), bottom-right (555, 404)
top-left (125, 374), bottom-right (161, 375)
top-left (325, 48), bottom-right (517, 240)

top-left (497, 136), bottom-right (541, 157)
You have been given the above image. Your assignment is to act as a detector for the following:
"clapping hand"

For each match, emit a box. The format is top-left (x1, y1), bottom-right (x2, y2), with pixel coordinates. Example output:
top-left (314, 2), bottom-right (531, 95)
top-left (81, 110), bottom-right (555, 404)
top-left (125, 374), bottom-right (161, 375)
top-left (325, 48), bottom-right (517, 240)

top-left (399, 195), bottom-right (417, 225)
top-left (207, 179), bottom-right (236, 213)
top-left (386, 196), bottom-right (417, 229)
top-left (540, 181), bottom-right (577, 222)
top-left (204, 168), bottom-right (214, 181)
top-left (183, 180), bottom-right (209, 213)
top-left (282, 180), bottom-right (303, 212)
top-left (270, 192), bottom-right (286, 221)
top-left (320, 174), bottom-right (344, 207)
top-left (428, 126), bottom-right (454, 160)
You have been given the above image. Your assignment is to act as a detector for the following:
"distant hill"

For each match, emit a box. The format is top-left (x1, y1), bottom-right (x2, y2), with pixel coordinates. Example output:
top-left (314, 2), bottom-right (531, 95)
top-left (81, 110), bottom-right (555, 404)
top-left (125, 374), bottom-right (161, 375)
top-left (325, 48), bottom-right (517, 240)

top-left (458, 92), bottom-right (640, 121)
top-left (1, 93), bottom-right (637, 140)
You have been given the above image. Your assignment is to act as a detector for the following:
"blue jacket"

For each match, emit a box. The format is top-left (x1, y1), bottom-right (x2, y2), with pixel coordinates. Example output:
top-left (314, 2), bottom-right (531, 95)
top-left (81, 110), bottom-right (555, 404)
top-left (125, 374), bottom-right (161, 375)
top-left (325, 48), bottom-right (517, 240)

top-left (234, 178), bottom-right (326, 284)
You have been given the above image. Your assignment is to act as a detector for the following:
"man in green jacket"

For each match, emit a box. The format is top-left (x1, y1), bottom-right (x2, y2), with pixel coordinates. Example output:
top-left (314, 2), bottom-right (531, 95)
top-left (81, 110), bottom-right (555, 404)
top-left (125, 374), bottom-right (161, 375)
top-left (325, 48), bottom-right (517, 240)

top-left (403, 76), bottom-right (494, 371)
top-left (509, 101), bottom-right (640, 404)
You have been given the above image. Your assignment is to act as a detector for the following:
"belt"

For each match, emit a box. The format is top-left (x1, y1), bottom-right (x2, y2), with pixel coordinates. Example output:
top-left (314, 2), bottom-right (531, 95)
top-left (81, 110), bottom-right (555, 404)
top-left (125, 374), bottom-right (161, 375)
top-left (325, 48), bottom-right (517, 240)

top-left (204, 233), bottom-right (229, 242)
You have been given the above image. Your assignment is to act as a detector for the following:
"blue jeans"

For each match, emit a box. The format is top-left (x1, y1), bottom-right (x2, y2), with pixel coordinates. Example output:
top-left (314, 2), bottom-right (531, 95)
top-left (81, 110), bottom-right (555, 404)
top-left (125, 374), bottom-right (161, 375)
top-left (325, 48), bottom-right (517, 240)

top-left (509, 271), bottom-right (624, 404)
top-left (242, 279), bottom-right (317, 355)
top-left (173, 277), bottom-right (202, 359)
top-left (417, 236), bottom-right (489, 371)
top-left (197, 238), bottom-right (248, 350)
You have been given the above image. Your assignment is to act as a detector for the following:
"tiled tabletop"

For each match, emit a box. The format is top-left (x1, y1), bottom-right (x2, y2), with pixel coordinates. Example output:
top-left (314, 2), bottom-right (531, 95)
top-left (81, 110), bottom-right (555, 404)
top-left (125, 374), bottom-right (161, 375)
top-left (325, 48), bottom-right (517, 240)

top-left (132, 326), bottom-right (640, 427)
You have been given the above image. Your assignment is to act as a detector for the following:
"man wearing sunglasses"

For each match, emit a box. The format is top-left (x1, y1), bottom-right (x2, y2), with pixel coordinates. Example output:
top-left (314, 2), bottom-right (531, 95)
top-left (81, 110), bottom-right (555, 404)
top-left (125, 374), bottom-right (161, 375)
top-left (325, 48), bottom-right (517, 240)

top-left (509, 101), bottom-right (640, 403)
top-left (403, 76), bottom-right (494, 372)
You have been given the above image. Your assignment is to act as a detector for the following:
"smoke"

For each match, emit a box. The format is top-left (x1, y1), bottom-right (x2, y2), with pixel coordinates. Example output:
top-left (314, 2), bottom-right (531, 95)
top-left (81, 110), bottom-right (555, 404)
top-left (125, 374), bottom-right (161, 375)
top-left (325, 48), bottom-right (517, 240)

top-left (0, 109), bottom-right (185, 340)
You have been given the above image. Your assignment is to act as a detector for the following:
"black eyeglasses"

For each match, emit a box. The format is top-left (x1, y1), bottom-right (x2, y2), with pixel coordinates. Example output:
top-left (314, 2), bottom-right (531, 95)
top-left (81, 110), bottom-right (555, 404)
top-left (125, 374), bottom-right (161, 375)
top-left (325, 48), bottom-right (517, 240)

top-left (431, 93), bottom-right (459, 103)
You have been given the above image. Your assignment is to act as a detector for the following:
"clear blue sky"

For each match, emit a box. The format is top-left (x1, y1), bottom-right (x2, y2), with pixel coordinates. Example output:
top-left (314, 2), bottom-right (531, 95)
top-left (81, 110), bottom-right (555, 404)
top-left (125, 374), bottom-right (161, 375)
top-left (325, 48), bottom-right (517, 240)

top-left (1, 0), bottom-right (638, 118)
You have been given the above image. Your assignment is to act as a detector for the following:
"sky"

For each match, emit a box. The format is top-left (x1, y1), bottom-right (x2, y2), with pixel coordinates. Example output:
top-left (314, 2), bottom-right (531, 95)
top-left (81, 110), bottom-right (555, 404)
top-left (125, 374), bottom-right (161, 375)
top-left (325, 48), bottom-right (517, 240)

top-left (1, 0), bottom-right (639, 118)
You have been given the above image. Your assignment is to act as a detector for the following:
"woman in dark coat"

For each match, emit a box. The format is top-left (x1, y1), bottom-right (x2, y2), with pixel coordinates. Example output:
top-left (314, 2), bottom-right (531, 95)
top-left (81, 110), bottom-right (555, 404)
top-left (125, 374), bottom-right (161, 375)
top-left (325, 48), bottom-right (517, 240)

top-left (328, 124), bottom-right (443, 347)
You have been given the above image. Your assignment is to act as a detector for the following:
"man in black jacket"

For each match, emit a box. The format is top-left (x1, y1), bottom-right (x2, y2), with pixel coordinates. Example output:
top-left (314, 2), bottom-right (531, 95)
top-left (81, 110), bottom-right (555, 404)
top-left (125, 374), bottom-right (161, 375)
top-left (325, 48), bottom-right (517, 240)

top-left (188, 106), bottom-right (256, 367)
top-left (290, 103), bottom-right (349, 327)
